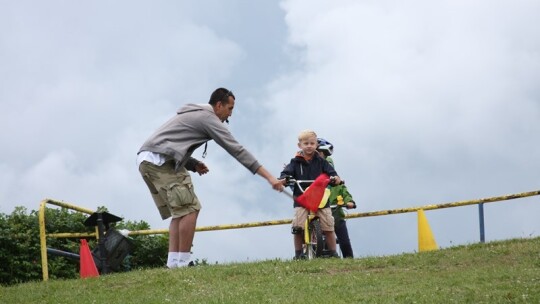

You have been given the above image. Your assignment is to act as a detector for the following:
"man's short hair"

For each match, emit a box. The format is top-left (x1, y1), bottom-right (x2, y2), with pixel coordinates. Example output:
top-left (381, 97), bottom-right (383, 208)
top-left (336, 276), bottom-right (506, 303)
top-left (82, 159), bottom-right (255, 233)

top-left (209, 88), bottom-right (235, 105)
top-left (298, 129), bottom-right (317, 142)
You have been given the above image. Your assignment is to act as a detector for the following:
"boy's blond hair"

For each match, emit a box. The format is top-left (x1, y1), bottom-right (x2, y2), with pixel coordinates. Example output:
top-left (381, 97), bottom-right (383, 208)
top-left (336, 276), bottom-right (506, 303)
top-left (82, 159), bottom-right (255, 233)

top-left (298, 129), bottom-right (317, 142)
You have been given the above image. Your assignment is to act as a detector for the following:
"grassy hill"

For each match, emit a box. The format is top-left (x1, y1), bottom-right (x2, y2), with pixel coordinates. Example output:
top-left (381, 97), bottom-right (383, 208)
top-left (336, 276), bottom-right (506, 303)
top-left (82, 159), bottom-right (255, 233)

top-left (1, 237), bottom-right (539, 303)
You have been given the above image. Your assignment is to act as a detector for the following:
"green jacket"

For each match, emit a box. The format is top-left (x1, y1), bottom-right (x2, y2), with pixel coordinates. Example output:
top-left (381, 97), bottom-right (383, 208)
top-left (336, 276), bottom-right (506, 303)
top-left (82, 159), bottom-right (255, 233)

top-left (324, 156), bottom-right (356, 222)
top-left (328, 184), bottom-right (355, 222)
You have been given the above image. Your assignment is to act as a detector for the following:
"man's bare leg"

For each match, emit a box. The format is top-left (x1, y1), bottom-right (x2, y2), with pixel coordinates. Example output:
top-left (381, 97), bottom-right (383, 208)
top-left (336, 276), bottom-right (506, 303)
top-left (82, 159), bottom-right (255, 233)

top-left (177, 211), bottom-right (199, 252)
top-left (167, 211), bottom-right (199, 267)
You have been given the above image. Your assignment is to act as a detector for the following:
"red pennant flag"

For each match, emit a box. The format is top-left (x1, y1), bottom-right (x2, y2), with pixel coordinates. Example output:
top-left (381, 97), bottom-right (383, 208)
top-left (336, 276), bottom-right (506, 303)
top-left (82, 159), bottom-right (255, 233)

top-left (80, 239), bottom-right (99, 278)
top-left (295, 173), bottom-right (330, 212)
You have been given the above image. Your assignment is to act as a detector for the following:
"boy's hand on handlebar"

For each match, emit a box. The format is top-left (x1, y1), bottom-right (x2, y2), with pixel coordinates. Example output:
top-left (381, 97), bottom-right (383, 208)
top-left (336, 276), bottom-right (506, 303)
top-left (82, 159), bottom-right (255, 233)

top-left (279, 175), bottom-right (293, 186)
top-left (329, 176), bottom-right (342, 185)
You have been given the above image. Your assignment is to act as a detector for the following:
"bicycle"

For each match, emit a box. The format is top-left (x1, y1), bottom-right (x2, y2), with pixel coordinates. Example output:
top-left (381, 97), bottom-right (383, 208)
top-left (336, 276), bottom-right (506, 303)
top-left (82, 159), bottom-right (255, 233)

top-left (282, 176), bottom-right (335, 259)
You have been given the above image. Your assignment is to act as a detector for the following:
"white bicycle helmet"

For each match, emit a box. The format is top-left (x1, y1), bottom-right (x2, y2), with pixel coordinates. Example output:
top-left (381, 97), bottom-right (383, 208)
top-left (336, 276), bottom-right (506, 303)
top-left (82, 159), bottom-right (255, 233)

top-left (317, 138), bottom-right (334, 156)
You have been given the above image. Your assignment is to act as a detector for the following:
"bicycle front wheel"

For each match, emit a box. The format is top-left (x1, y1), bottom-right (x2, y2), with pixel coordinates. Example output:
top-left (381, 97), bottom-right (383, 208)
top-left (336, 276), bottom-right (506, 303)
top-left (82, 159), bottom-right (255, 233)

top-left (309, 219), bottom-right (324, 258)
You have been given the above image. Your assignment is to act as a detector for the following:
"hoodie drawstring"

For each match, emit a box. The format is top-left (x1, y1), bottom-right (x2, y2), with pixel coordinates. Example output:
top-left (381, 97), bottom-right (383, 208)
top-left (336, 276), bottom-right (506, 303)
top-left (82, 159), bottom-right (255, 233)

top-left (202, 142), bottom-right (208, 158)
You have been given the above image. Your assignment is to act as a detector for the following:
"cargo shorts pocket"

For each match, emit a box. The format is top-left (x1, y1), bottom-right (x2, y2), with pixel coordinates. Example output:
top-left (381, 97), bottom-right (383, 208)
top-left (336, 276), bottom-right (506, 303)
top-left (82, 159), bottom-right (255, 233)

top-left (141, 173), bottom-right (159, 195)
top-left (167, 181), bottom-right (196, 208)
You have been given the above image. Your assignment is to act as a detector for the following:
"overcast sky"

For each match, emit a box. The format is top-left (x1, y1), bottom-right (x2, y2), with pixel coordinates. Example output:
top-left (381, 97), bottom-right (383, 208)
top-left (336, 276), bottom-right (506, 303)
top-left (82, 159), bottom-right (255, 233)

top-left (1, 0), bottom-right (539, 264)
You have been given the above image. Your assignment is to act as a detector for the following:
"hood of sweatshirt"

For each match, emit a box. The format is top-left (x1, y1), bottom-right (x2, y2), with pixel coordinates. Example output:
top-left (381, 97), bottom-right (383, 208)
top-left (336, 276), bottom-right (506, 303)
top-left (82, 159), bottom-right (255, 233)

top-left (177, 103), bottom-right (213, 115)
top-left (294, 150), bottom-right (317, 163)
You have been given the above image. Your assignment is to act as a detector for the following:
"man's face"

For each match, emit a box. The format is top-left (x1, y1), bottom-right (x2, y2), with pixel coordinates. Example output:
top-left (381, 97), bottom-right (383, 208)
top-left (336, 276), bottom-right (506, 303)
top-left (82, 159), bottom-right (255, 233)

top-left (298, 136), bottom-right (318, 156)
top-left (215, 96), bottom-right (235, 122)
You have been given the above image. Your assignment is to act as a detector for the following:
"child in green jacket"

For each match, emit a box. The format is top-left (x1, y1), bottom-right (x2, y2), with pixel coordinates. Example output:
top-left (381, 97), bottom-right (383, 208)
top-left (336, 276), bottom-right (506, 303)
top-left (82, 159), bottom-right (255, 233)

top-left (317, 138), bottom-right (356, 258)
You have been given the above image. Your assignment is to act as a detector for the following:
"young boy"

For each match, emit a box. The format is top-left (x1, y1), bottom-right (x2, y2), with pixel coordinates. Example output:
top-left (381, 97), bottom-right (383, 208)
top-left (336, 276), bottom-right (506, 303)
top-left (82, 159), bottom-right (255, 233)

top-left (317, 138), bottom-right (357, 258)
top-left (280, 130), bottom-right (342, 259)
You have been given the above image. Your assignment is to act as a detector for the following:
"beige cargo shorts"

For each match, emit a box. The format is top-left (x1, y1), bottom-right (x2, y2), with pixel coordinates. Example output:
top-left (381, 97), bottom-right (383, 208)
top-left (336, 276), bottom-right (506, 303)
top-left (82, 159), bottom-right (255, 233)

top-left (139, 160), bottom-right (201, 220)
top-left (292, 207), bottom-right (334, 232)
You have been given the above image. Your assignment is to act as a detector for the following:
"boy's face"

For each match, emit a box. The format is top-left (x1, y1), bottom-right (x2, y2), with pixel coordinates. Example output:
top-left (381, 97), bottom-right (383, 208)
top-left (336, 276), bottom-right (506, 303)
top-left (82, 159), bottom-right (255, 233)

top-left (298, 136), bottom-right (318, 156)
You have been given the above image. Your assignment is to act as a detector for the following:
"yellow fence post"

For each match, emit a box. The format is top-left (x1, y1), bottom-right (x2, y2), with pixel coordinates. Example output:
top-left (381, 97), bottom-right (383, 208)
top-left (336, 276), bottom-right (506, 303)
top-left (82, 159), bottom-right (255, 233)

top-left (39, 199), bottom-right (96, 281)
top-left (418, 209), bottom-right (438, 252)
top-left (38, 200), bottom-right (49, 281)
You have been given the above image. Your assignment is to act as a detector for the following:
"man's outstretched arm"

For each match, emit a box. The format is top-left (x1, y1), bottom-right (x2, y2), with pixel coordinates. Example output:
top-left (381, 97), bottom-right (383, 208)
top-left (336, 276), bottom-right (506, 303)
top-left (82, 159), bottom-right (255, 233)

top-left (256, 166), bottom-right (284, 192)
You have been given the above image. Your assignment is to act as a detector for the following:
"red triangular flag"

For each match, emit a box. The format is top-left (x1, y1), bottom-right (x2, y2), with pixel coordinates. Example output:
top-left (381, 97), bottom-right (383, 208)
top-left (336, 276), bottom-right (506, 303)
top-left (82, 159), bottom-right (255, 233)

top-left (80, 239), bottom-right (99, 278)
top-left (295, 174), bottom-right (330, 212)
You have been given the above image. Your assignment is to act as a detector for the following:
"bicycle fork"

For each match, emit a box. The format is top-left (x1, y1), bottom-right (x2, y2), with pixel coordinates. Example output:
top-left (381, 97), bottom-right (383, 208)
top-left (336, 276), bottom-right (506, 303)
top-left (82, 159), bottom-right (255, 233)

top-left (303, 214), bottom-right (317, 259)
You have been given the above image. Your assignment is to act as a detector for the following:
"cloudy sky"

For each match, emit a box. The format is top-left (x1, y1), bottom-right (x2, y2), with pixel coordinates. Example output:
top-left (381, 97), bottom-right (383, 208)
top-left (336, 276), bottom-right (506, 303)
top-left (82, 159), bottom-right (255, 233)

top-left (1, 0), bottom-right (539, 264)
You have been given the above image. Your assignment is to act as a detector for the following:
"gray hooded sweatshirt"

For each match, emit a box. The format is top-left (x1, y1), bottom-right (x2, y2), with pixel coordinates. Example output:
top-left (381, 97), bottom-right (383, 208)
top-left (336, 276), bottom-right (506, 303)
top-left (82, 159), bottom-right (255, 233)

top-left (138, 104), bottom-right (261, 174)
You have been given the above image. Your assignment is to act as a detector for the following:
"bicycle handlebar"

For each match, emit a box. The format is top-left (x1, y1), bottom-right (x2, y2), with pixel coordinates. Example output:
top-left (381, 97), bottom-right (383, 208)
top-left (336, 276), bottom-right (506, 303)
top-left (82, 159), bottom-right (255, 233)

top-left (281, 175), bottom-right (342, 187)
top-left (330, 202), bottom-right (357, 210)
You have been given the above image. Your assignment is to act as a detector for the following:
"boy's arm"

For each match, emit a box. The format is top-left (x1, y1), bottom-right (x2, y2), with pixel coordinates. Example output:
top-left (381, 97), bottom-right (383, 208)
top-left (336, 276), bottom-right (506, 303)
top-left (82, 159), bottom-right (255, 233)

top-left (322, 158), bottom-right (341, 184)
top-left (279, 161), bottom-right (294, 179)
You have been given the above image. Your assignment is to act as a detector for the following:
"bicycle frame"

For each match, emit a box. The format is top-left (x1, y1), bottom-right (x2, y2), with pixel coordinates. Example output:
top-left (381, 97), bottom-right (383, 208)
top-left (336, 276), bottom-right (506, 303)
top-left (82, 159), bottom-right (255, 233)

top-left (283, 177), bottom-right (326, 259)
top-left (304, 212), bottom-right (324, 259)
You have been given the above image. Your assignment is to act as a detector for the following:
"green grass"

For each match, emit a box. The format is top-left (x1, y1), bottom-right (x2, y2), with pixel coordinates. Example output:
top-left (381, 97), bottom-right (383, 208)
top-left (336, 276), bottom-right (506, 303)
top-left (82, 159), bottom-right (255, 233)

top-left (2, 237), bottom-right (539, 303)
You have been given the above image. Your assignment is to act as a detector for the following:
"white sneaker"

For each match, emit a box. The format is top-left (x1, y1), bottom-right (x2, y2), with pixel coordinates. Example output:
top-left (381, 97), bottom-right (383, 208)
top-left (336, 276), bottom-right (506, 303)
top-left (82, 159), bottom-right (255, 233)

top-left (176, 260), bottom-right (194, 268)
top-left (166, 260), bottom-right (179, 269)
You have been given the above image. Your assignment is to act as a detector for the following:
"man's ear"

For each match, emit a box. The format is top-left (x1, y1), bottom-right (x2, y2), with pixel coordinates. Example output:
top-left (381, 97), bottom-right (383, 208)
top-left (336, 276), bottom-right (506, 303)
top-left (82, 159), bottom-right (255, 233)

top-left (213, 101), bottom-right (223, 111)
top-left (297, 142), bottom-right (302, 149)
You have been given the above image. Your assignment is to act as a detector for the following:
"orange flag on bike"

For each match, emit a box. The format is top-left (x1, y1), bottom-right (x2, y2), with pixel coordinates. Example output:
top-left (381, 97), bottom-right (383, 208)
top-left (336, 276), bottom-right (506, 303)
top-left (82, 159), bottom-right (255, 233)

top-left (295, 173), bottom-right (330, 212)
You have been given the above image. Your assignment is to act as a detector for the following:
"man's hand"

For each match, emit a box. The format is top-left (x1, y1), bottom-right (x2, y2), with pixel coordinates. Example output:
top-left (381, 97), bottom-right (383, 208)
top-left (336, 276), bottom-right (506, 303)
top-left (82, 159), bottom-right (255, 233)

top-left (195, 162), bottom-right (209, 176)
top-left (255, 166), bottom-right (284, 192)
top-left (270, 177), bottom-right (284, 192)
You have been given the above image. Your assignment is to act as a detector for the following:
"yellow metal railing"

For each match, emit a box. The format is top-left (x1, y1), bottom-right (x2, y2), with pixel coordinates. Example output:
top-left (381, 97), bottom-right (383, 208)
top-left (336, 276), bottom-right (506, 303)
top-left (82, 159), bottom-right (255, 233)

top-left (39, 189), bottom-right (540, 281)
top-left (39, 199), bottom-right (96, 281)
top-left (343, 189), bottom-right (540, 219)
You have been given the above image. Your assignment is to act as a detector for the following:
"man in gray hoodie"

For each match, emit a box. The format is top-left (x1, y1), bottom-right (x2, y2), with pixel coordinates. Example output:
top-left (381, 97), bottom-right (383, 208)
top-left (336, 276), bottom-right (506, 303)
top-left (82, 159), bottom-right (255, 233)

top-left (137, 87), bottom-right (283, 268)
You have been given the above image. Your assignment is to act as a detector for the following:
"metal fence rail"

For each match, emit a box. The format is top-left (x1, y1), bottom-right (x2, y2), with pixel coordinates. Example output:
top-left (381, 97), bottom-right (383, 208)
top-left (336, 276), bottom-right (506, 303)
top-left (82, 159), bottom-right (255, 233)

top-left (38, 189), bottom-right (540, 281)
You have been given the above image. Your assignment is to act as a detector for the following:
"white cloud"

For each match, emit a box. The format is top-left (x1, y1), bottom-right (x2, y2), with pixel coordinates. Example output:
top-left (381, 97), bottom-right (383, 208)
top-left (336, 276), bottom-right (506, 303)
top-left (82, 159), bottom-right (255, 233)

top-left (263, 0), bottom-right (540, 256)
